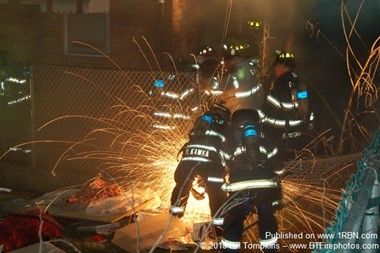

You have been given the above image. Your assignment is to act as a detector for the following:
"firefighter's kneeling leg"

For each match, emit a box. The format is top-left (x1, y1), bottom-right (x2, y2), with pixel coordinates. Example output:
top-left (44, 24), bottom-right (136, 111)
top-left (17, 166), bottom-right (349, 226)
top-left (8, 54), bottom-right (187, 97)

top-left (220, 199), bottom-right (250, 252)
top-left (256, 188), bottom-right (282, 252)
top-left (205, 178), bottom-right (226, 217)
top-left (170, 162), bottom-right (196, 217)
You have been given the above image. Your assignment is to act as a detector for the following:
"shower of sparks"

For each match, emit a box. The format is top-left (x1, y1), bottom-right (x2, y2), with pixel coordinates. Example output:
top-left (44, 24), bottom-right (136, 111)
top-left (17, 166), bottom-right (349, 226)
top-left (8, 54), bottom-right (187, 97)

top-left (2, 32), bottom-right (370, 249)
top-left (0, 61), bottom-right (348, 244)
top-left (37, 89), bottom-right (194, 206)
top-left (34, 81), bottom-right (345, 235)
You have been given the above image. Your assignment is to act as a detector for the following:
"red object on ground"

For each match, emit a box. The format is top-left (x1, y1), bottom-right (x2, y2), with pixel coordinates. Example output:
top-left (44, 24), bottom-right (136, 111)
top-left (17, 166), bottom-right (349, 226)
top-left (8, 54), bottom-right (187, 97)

top-left (92, 234), bottom-right (106, 243)
top-left (0, 209), bottom-right (63, 252)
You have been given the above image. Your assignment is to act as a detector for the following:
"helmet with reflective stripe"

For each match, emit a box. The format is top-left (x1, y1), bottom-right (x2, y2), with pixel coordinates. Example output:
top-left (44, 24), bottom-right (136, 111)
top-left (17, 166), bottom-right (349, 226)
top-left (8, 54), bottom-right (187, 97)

top-left (274, 50), bottom-right (297, 68)
top-left (198, 45), bottom-right (215, 57)
top-left (222, 37), bottom-right (253, 58)
top-left (211, 103), bottom-right (231, 123)
top-left (247, 20), bottom-right (262, 30)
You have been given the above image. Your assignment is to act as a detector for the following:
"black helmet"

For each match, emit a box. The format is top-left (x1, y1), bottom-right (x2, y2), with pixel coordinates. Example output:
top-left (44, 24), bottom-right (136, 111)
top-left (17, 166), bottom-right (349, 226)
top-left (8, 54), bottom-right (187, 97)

top-left (247, 20), bottom-right (262, 30)
top-left (211, 103), bottom-right (231, 123)
top-left (222, 37), bottom-right (252, 58)
top-left (231, 109), bottom-right (260, 129)
top-left (198, 45), bottom-right (215, 57)
top-left (274, 50), bottom-right (297, 68)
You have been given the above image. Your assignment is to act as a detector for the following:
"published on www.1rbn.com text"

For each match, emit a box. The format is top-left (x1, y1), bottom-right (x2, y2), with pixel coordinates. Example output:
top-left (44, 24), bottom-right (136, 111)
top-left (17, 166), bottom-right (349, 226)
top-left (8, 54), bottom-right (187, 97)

top-left (262, 231), bottom-right (379, 251)
top-left (202, 232), bottom-right (379, 251)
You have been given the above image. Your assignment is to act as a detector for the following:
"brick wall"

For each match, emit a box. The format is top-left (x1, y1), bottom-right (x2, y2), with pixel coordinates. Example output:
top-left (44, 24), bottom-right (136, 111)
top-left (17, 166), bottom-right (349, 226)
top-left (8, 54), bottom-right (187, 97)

top-left (0, 0), bottom-right (227, 71)
top-left (0, 0), bottom-right (324, 72)
top-left (0, 0), bottom-right (257, 71)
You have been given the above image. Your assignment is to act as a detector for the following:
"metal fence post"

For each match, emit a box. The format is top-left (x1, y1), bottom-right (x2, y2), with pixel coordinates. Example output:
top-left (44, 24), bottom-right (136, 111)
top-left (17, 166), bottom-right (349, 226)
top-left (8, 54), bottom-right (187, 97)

top-left (28, 64), bottom-right (36, 168)
top-left (360, 162), bottom-right (379, 253)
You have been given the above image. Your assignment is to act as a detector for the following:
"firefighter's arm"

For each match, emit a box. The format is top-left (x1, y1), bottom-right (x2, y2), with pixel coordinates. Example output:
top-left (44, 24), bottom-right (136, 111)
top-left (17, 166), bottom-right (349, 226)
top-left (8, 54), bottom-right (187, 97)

top-left (189, 112), bottom-right (213, 139)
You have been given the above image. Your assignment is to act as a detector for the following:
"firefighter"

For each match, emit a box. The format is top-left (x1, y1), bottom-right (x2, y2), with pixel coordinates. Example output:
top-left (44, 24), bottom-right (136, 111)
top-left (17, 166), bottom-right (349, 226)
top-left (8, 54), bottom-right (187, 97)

top-left (219, 36), bottom-right (264, 113)
top-left (170, 103), bottom-right (231, 227)
top-left (220, 109), bottom-right (282, 253)
top-left (218, 37), bottom-right (275, 174)
top-left (259, 50), bottom-right (311, 164)
top-left (211, 38), bottom-right (282, 252)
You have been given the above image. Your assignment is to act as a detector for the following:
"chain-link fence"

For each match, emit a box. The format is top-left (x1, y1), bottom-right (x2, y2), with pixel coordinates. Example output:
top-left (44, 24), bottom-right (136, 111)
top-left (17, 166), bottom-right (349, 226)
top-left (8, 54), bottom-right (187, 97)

top-left (0, 62), bottom-right (33, 167)
top-left (1, 61), bottom-right (362, 194)
top-left (1, 62), bottom-right (198, 185)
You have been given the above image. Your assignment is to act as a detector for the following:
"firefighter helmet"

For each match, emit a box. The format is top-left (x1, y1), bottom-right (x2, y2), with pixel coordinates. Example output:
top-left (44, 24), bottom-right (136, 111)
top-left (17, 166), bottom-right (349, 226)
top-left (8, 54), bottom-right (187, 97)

top-left (247, 20), bottom-right (262, 30)
top-left (222, 37), bottom-right (252, 58)
top-left (211, 103), bottom-right (231, 123)
top-left (198, 45), bottom-right (215, 57)
top-left (231, 109), bottom-right (260, 129)
top-left (274, 50), bottom-right (297, 68)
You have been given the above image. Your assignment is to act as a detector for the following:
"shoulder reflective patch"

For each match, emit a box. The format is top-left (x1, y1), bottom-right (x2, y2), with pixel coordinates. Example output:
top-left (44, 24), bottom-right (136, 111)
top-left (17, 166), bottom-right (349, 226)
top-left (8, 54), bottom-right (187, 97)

top-left (297, 90), bottom-right (308, 99)
top-left (201, 114), bottom-right (213, 123)
top-left (244, 128), bottom-right (257, 138)
top-left (154, 79), bottom-right (165, 88)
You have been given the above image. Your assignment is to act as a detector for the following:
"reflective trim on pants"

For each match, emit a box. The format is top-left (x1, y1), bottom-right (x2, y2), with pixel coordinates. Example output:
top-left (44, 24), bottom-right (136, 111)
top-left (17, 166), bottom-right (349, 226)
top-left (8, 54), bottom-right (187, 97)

top-left (221, 238), bottom-right (240, 250)
top-left (260, 237), bottom-right (278, 248)
top-left (221, 179), bottom-right (278, 192)
top-left (207, 176), bottom-right (224, 183)
top-left (170, 206), bottom-right (184, 214)
top-left (212, 217), bottom-right (224, 225)
top-left (274, 168), bottom-right (286, 175)
top-left (272, 200), bottom-right (280, 207)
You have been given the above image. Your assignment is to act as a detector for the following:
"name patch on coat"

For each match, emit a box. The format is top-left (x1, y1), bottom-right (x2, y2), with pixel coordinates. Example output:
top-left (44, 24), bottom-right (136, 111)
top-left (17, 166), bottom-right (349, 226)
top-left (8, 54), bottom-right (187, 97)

top-left (185, 148), bottom-right (210, 158)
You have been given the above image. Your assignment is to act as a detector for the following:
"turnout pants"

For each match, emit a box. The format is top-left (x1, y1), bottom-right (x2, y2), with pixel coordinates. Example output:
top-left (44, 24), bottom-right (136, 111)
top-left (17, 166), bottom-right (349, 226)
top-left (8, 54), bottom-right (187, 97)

top-left (221, 187), bottom-right (281, 253)
top-left (170, 159), bottom-right (226, 218)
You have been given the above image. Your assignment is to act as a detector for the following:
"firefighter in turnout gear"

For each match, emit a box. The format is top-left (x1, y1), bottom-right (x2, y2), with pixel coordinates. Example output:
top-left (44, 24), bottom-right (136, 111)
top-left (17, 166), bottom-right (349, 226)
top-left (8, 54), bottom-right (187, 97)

top-left (170, 103), bottom-right (231, 226)
top-left (259, 51), bottom-right (311, 164)
top-left (220, 109), bottom-right (282, 253)
top-left (219, 37), bottom-right (264, 114)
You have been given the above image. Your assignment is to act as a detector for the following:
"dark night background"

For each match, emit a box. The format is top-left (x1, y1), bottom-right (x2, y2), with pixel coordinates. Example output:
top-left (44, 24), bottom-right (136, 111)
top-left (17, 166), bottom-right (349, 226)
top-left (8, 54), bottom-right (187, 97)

top-left (182, 0), bottom-right (379, 152)
top-left (236, 0), bottom-right (380, 145)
